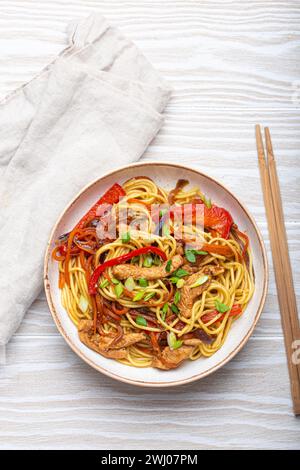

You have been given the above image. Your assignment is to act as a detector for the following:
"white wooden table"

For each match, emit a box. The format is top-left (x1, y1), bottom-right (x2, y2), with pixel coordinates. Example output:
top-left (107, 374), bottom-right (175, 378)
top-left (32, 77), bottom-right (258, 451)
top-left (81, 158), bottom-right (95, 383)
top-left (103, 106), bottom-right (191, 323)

top-left (1, 0), bottom-right (300, 450)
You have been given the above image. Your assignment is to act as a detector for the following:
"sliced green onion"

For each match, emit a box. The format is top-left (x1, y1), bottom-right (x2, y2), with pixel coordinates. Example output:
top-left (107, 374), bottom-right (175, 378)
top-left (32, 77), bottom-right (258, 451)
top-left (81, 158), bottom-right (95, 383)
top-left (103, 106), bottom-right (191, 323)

top-left (133, 291), bottom-right (145, 302)
top-left (176, 278), bottom-right (185, 289)
top-left (138, 278), bottom-right (148, 287)
top-left (215, 299), bottom-right (230, 313)
top-left (169, 276), bottom-right (180, 284)
top-left (167, 332), bottom-right (183, 350)
top-left (190, 275), bottom-right (209, 289)
top-left (124, 276), bottom-right (135, 291)
top-left (111, 278), bottom-right (120, 285)
top-left (174, 291), bottom-right (181, 305)
top-left (78, 295), bottom-right (89, 313)
top-left (193, 250), bottom-right (208, 255)
top-left (173, 268), bottom-right (189, 278)
top-left (121, 231), bottom-right (131, 243)
top-left (99, 279), bottom-right (109, 289)
top-left (185, 250), bottom-right (196, 263)
top-left (170, 303), bottom-right (179, 315)
top-left (162, 303), bottom-right (169, 319)
top-left (114, 283), bottom-right (124, 298)
top-left (143, 255), bottom-right (153, 268)
top-left (131, 255), bottom-right (139, 264)
top-left (136, 316), bottom-right (147, 327)
top-left (165, 259), bottom-right (172, 273)
top-left (144, 292), bottom-right (156, 301)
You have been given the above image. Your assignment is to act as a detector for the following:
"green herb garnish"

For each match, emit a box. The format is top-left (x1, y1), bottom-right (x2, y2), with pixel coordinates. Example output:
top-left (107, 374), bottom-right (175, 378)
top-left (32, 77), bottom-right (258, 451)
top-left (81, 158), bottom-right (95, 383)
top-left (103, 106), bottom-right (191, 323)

top-left (185, 249), bottom-right (208, 263)
top-left (165, 259), bottom-right (172, 272)
top-left (99, 279), bottom-right (109, 289)
top-left (136, 316), bottom-right (147, 327)
top-left (144, 292), bottom-right (156, 301)
top-left (114, 283), bottom-right (124, 298)
top-left (143, 255), bottom-right (153, 268)
top-left (153, 255), bottom-right (161, 266)
top-left (167, 332), bottom-right (182, 350)
top-left (138, 278), bottom-right (148, 287)
top-left (133, 291), bottom-right (145, 302)
top-left (162, 224), bottom-right (170, 237)
top-left (174, 291), bottom-right (181, 305)
top-left (161, 303), bottom-right (169, 321)
top-left (190, 275), bottom-right (209, 289)
top-left (159, 208), bottom-right (168, 218)
top-left (170, 304), bottom-right (179, 315)
top-left (173, 268), bottom-right (189, 278)
top-left (121, 231), bottom-right (131, 243)
top-left (124, 276), bottom-right (135, 291)
top-left (169, 276), bottom-right (180, 284)
top-left (185, 250), bottom-right (196, 263)
top-left (176, 278), bottom-right (185, 289)
top-left (200, 194), bottom-right (212, 208)
top-left (111, 277), bottom-right (120, 285)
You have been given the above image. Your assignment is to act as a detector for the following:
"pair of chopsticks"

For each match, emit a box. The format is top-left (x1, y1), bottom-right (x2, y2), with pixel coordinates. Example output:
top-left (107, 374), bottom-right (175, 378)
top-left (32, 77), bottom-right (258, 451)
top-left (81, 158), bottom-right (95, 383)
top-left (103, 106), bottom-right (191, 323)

top-left (255, 125), bottom-right (300, 416)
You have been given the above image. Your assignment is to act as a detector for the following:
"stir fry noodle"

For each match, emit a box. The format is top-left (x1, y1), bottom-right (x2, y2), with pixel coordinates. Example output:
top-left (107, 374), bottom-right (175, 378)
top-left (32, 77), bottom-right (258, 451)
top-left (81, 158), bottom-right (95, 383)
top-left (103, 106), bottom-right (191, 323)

top-left (52, 177), bottom-right (254, 369)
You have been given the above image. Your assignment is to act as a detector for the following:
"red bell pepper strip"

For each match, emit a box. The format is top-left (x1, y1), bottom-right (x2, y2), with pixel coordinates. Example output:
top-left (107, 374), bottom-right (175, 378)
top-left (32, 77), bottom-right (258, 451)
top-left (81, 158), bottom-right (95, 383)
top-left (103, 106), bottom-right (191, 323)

top-left (204, 205), bottom-right (233, 239)
top-left (76, 183), bottom-right (125, 229)
top-left (202, 304), bottom-right (242, 324)
top-left (171, 202), bottom-right (233, 239)
top-left (88, 246), bottom-right (167, 295)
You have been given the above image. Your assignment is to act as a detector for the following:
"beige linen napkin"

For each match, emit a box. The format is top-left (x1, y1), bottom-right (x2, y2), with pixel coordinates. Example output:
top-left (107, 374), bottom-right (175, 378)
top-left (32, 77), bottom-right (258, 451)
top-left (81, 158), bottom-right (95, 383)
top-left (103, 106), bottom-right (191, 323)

top-left (0, 14), bottom-right (171, 359)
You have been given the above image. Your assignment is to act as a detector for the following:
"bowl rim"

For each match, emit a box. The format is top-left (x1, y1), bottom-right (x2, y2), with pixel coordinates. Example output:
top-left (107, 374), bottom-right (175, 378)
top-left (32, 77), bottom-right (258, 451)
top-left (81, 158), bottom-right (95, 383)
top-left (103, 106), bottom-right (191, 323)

top-left (44, 161), bottom-right (269, 387)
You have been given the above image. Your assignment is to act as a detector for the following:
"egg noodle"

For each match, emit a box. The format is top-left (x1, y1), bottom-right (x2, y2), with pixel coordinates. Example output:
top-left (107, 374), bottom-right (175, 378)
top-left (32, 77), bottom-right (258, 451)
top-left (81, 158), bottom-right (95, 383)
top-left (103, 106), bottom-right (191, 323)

top-left (53, 177), bottom-right (254, 369)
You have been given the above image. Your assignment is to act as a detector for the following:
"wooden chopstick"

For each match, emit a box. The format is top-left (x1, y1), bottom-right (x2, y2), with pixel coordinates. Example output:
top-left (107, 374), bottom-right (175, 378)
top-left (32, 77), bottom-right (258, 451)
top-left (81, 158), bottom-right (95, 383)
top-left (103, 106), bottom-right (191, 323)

top-left (255, 125), bottom-right (300, 415)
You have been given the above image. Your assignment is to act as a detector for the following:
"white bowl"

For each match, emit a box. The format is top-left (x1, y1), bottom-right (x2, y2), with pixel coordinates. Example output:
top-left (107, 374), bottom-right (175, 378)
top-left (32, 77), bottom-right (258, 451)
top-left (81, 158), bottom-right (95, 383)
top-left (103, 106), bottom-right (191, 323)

top-left (44, 162), bottom-right (268, 387)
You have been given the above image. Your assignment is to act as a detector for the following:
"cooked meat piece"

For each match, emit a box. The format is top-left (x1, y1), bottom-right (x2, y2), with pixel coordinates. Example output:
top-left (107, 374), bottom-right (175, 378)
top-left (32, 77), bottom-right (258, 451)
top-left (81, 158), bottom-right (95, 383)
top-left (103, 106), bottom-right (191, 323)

top-left (152, 345), bottom-right (193, 370)
top-left (112, 254), bottom-right (183, 280)
top-left (178, 265), bottom-right (224, 319)
top-left (78, 320), bottom-right (145, 359)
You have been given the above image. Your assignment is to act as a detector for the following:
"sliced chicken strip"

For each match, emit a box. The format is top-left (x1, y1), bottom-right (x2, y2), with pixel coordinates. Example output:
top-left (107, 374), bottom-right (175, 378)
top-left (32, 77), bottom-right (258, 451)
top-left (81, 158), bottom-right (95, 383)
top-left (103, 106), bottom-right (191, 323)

top-left (152, 345), bottom-right (194, 370)
top-left (112, 254), bottom-right (183, 280)
top-left (178, 265), bottom-right (224, 319)
top-left (78, 320), bottom-right (145, 359)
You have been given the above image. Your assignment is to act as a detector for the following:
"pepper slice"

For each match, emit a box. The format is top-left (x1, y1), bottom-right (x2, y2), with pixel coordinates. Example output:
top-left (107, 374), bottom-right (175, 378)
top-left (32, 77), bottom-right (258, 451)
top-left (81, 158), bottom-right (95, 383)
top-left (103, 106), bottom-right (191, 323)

top-left (76, 183), bottom-right (125, 229)
top-left (171, 202), bottom-right (233, 239)
top-left (88, 246), bottom-right (167, 295)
